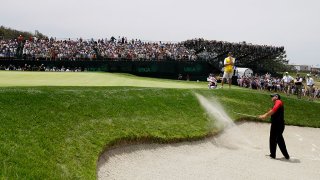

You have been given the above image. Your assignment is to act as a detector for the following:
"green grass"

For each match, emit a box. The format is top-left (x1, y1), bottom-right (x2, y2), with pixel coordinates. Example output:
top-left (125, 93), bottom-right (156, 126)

top-left (0, 71), bottom-right (319, 179)
top-left (0, 87), bottom-right (212, 179)
top-left (196, 88), bottom-right (320, 127)
top-left (0, 71), bottom-right (205, 88)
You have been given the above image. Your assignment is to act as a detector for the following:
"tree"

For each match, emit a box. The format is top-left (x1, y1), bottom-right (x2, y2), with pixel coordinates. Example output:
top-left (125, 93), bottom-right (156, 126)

top-left (0, 26), bottom-right (47, 40)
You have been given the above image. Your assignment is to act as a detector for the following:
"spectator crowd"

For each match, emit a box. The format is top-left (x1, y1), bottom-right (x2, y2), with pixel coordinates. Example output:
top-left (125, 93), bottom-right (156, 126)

top-left (1, 35), bottom-right (318, 100)
top-left (183, 38), bottom-right (285, 67)
top-left (0, 36), bottom-right (197, 61)
top-left (235, 72), bottom-right (319, 100)
top-left (1, 36), bottom-right (284, 63)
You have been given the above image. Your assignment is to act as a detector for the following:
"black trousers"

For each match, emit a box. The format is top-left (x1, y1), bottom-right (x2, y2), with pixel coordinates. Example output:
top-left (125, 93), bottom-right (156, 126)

top-left (269, 124), bottom-right (290, 158)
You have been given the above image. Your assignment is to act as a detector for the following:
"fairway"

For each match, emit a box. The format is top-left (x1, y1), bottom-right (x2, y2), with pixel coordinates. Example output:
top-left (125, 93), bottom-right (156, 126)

top-left (0, 71), bottom-right (206, 89)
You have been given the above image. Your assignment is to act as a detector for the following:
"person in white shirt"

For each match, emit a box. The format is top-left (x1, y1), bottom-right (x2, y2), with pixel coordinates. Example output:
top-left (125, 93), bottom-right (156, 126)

top-left (306, 74), bottom-right (315, 100)
top-left (281, 72), bottom-right (293, 96)
top-left (207, 74), bottom-right (217, 89)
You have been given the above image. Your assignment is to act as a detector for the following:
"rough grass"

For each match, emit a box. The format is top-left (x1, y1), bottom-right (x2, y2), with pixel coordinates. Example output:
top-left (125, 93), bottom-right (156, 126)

top-left (0, 87), bottom-right (213, 179)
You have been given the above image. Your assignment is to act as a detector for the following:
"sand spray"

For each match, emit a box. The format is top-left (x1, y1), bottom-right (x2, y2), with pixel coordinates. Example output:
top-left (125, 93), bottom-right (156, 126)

top-left (195, 93), bottom-right (258, 149)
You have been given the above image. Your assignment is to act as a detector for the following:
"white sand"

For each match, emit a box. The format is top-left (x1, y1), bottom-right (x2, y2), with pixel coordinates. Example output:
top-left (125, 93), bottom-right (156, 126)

top-left (97, 122), bottom-right (320, 180)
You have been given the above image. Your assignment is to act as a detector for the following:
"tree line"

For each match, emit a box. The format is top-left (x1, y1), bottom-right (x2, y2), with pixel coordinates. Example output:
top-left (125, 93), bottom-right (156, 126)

top-left (0, 26), bottom-right (47, 40)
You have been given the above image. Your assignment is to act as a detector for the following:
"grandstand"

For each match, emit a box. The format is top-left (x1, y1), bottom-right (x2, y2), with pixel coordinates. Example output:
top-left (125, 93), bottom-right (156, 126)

top-left (0, 36), bottom-right (288, 80)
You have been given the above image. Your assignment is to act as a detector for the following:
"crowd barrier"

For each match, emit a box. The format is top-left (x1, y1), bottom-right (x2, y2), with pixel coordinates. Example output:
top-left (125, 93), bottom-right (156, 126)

top-left (0, 58), bottom-right (218, 81)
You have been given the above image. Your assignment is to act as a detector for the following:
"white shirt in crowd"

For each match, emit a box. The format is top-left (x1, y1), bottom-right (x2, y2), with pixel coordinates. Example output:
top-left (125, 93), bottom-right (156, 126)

top-left (296, 77), bottom-right (303, 83)
top-left (282, 75), bottom-right (293, 83)
top-left (306, 77), bottom-right (314, 86)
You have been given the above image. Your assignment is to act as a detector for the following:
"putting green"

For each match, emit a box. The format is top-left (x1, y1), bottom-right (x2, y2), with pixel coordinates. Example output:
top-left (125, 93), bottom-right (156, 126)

top-left (0, 71), bottom-right (206, 89)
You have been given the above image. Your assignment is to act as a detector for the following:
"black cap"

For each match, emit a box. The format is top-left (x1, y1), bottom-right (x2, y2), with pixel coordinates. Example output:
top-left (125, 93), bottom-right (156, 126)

top-left (270, 93), bottom-right (281, 100)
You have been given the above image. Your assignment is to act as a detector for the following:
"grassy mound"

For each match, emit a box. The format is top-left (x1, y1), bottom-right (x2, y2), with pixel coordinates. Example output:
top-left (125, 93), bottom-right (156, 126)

top-left (0, 87), bottom-right (213, 178)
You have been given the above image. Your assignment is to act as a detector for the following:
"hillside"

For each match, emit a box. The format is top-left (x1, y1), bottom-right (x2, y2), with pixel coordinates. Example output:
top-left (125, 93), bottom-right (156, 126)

top-left (0, 25), bottom-right (47, 40)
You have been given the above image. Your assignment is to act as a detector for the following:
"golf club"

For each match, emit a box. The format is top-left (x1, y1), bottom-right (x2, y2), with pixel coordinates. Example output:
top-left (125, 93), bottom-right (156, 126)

top-left (233, 111), bottom-right (257, 118)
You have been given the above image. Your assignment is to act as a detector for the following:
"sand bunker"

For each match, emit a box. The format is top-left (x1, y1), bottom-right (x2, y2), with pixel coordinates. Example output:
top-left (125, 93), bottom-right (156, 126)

top-left (97, 122), bottom-right (320, 180)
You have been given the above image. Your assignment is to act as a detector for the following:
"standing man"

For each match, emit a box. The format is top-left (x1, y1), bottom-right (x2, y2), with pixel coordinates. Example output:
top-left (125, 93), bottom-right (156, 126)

top-left (281, 72), bottom-right (293, 96)
top-left (294, 73), bottom-right (303, 99)
top-left (17, 34), bottom-right (24, 58)
top-left (306, 74), bottom-right (315, 101)
top-left (221, 52), bottom-right (235, 88)
top-left (258, 93), bottom-right (290, 160)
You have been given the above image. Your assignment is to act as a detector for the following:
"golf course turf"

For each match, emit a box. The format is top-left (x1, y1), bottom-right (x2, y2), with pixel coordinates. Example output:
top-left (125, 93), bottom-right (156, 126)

top-left (0, 71), bottom-right (319, 179)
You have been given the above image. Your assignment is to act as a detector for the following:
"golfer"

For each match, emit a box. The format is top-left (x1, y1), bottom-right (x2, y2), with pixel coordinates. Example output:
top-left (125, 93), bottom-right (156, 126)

top-left (258, 93), bottom-right (290, 160)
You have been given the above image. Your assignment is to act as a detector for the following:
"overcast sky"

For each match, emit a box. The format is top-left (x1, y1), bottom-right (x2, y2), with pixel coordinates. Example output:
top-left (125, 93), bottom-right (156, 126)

top-left (1, 0), bottom-right (319, 65)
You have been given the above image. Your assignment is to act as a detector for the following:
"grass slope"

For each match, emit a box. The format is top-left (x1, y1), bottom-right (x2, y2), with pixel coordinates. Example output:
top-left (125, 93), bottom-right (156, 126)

top-left (197, 88), bottom-right (320, 127)
top-left (0, 87), bottom-right (212, 179)
top-left (0, 72), bottom-right (319, 179)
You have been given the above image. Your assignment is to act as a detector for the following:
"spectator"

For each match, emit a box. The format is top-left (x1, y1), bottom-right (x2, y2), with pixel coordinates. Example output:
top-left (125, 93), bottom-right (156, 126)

top-left (281, 72), bottom-right (293, 96)
top-left (221, 52), bottom-right (235, 88)
top-left (207, 73), bottom-right (218, 89)
top-left (294, 73), bottom-right (303, 99)
top-left (306, 74), bottom-right (315, 101)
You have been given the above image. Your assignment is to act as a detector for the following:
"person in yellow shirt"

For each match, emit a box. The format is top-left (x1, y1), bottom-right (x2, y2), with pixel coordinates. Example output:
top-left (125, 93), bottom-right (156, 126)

top-left (221, 52), bottom-right (235, 88)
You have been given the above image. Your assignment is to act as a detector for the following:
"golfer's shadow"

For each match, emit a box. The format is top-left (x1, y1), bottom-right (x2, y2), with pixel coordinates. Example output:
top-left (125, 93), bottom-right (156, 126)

top-left (278, 157), bottom-right (301, 163)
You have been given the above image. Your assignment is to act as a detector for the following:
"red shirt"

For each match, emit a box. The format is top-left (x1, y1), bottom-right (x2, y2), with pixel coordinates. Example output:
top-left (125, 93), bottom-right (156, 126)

top-left (272, 100), bottom-right (283, 113)
top-left (18, 35), bottom-right (24, 42)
